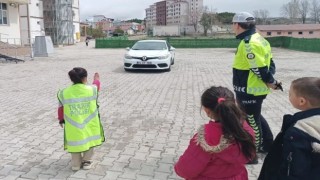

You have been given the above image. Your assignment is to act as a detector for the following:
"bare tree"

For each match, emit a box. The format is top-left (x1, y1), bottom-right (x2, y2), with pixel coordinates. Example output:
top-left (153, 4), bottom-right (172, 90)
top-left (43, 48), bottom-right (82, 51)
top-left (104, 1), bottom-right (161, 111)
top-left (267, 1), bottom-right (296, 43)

top-left (259, 9), bottom-right (270, 24)
top-left (281, 0), bottom-right (300, 23)
top-left (253, 9), bottom-right (269, 25)
top-left (200, 6), bottom-right (216, 36)
top-left (190, 8), bottom-right (202, 33)
top-left (299, 0), bottom-right (310, 24)
top-left (310, 0), bottom-right (320, 23)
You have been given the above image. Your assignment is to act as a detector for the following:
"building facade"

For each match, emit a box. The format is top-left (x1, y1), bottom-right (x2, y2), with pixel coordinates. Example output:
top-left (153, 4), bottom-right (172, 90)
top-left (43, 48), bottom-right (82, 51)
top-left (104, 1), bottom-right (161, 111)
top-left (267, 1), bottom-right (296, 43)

top-left (145, 0), bottom-right (203, 30)
top-left (0, 0), bottom-right (28, 44)
top-left (256, 24), bottom-right (320, 38)
top-left (0, 0), bottom-right (80, 45)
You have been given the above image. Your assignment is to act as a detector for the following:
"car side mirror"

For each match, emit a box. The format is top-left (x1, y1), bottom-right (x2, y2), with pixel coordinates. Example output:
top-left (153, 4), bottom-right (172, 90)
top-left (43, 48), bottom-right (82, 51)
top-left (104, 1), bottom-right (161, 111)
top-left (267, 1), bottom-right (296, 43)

top-left (170, 47), bottom-right (175, 51)
top-left (126, 47), bottom-right (130, 51)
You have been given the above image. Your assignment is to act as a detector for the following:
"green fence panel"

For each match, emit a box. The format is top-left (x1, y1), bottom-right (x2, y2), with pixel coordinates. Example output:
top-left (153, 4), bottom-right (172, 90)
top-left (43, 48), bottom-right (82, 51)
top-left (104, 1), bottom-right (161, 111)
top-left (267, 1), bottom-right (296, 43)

top-left (95, 37), bottom-right (320, 52)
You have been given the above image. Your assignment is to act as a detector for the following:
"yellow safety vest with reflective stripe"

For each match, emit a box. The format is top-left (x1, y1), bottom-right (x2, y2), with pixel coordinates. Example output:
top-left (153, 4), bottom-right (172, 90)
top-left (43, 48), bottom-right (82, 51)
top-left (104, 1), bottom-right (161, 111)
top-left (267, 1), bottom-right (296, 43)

top-left (58, 84), bottom-right (105, 153)
top-left (233, 33), bottom-right (272, 96)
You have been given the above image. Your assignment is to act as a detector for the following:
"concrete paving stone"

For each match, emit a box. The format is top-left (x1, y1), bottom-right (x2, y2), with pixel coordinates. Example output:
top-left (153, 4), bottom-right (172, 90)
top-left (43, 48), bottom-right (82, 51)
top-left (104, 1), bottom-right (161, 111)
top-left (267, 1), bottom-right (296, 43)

top-left (139, 165), bottom-right (156, 176)
top-left (149, 150), bottom-right (162, 158)
top-left (20, 167), bottom-right (44, 179)
top-left (40, 164), bottom-right (66, 176)
top-left (154, 171), bottom-right (171, 180)
top-left (119, 168), bottom-right (139, 179)
top-left (52, 170), bottom-right (74, 179)
top-left (106, 150), bottom-right (122, 158)
top-left (100, 157), bottom-right (117, 166)
top-left (0, 165), bottom-right (18, 176)
top-left (116, 155), bottom-right (132, 163)
top-left (159, 155), bottom-right (175, 164)
top-left (135, 174), bottom-right (154, 180)
top-left (109, 162), bottom-right (127, 172)
top-left (87, 164), bottom-right (110, 177)
top-left (101, 171), bottom-right (122, 180)
top-left (68, 169), bottom-right (89, 179)
top-left (86, 174), bottom-right (104, 180)
top-left (38, 174), bottom-right (55, 179)
top-left (132, 152), bottom-right (148, 161)
top-left (121, 147), bottom-right (136, 156)
top-left (8, 158), bottom-right (28, 166)
top-left (157, 163), bottom-right (172, 173)
top-left (128, 159), bottom-right (144, 170)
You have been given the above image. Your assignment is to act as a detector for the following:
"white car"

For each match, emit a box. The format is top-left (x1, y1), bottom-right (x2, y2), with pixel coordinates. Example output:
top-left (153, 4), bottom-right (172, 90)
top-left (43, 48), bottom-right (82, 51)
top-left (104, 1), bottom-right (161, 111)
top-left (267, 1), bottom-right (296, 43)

top-left (124, 40), bottom-right (175, 72)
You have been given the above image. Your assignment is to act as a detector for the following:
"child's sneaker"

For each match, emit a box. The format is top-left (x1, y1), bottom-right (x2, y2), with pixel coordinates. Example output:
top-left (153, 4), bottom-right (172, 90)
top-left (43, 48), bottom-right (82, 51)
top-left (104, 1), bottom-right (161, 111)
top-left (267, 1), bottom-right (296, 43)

top-left (82, 160), bottom-right (93, 170)
top-left (71, 166), bottom-right (81, 171)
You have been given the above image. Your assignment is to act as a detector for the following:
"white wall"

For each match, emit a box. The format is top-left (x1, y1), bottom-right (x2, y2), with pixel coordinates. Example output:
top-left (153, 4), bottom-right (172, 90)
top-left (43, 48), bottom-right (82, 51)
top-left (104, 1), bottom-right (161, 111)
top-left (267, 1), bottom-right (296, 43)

top-left (73, 0), bottom-right (80, 42)
top-left (19, 0), bottom-right (44, 45)
top-left (0, 1), bottom-right (21, 44)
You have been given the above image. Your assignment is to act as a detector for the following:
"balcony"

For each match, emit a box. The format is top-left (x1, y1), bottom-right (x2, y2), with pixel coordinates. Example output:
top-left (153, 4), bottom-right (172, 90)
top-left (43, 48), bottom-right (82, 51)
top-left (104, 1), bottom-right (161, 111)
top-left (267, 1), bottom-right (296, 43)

top-left (8, 0), bottom-right (29, 4)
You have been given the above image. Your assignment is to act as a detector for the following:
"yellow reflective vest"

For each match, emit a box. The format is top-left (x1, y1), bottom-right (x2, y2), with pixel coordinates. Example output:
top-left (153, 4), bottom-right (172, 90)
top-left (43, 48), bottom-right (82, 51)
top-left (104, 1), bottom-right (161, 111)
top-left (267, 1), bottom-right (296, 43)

top-left (233, 32), bottom-right (273, 96)
top-left (58, 84), bottom-right (105, 153)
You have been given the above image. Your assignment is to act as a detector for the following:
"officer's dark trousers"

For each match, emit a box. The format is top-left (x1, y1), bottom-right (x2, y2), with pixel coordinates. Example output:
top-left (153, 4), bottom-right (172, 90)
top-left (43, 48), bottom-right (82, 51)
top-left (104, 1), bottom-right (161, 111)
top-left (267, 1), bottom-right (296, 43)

top-left (237, 95), bottom-right (274, 151)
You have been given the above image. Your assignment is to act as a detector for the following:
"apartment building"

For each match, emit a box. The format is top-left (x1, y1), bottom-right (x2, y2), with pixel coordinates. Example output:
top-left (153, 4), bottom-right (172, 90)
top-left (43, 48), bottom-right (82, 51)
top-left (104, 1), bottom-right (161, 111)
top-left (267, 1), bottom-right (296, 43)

top-left (0, 0), bottom-right (80, 45)
top-left (146, 4), bottom-right (156, 30)
top-left (145, 0), bottom-right (203, 30)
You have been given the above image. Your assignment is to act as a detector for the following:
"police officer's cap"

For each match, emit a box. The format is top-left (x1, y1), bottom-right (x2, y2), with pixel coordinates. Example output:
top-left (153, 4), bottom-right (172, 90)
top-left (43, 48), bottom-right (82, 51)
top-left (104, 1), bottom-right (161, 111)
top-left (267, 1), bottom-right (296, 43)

top-left (232, 12), bottom-right (255, 23)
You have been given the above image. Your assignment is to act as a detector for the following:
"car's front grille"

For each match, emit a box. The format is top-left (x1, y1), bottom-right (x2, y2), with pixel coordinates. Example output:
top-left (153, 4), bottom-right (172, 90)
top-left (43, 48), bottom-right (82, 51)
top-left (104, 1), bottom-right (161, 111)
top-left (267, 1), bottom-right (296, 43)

top-left (132, 64), bottom-right (157, 68)
top-left (132, 56), bottom-right (157, 61)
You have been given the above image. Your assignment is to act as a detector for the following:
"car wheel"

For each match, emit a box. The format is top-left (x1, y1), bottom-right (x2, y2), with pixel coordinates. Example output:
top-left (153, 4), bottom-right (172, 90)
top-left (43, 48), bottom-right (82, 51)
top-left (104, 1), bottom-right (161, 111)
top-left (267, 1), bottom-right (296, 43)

top-left (171, 58), bottom-right (175, 65)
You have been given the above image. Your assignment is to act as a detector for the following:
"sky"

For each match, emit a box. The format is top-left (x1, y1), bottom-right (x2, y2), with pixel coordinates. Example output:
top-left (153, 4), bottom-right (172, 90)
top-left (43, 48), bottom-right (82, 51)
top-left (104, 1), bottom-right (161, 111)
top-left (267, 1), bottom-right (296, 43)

top-left (80, 0), bottom-right (289, 21)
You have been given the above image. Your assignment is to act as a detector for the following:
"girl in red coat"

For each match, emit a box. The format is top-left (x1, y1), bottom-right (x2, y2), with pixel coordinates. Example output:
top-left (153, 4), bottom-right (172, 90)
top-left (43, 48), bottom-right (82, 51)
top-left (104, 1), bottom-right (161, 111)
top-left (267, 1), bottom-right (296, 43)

top-left (175, 86), bottom-right (256, 180)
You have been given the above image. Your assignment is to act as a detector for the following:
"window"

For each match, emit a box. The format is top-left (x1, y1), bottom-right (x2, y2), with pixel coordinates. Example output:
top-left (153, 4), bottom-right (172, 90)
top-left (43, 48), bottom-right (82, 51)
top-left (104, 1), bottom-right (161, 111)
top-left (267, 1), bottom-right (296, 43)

top-left (298, 31), bottom-right (303, 35)
top-left (0, 3), bottom-right (8, 25)
top-left (267, 32), bottom-right (272, 36)
top-left (288, 32), bottom-right (292, 35)
top-left (277, 32), bottom-right (281, 35)
top-left (309, 31), bottom-right (314, 34)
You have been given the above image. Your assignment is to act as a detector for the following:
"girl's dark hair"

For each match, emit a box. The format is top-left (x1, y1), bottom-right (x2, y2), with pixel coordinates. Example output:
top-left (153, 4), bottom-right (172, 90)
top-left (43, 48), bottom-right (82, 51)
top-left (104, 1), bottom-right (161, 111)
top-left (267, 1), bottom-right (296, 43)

top-left (201, 86), bottom-right (256, 160)
top-left (292, 77), bottom-right (320, 107)
top-left (68, 67), bottom-right (88, 84)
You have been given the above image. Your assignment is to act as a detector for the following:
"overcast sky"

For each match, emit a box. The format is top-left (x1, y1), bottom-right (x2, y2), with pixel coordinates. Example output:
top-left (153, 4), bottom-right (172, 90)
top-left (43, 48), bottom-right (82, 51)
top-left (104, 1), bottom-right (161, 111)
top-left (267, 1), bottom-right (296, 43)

top-left (80, 0), bottom-right (288, 21)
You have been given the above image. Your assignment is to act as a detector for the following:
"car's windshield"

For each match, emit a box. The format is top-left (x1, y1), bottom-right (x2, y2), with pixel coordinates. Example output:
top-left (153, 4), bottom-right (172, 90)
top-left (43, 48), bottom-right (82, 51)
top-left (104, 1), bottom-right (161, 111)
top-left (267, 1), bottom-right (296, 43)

top-left (131, 42), bottom-right (168, 50)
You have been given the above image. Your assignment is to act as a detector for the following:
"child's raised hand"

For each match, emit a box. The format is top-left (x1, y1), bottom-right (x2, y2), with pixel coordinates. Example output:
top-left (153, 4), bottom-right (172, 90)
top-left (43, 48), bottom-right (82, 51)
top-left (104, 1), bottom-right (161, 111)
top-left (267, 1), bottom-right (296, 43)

top-left (94, 72), bottom-right (100, 81)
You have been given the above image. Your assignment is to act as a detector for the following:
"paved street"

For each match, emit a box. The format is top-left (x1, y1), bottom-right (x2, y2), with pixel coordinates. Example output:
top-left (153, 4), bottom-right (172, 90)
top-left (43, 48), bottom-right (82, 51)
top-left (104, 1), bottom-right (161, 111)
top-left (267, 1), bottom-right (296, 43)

top-left (1, 41), bottom-right (320, 180)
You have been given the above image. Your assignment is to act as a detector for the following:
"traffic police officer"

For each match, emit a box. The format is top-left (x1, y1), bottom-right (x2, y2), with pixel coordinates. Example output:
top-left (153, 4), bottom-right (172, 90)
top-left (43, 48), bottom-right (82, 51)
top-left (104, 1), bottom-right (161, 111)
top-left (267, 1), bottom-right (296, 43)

top-left (232, 12), bottom-right (281, 163)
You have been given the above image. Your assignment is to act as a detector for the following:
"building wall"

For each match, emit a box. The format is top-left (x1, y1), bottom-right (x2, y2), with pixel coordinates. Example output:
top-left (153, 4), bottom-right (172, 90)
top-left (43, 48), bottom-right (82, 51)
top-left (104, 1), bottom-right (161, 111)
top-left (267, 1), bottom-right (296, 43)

top-left (258, 30), bottom-right (320, 38)
top-left (156, 1), bottom-right (166, 25)
top-left (146, 4), bottom-right (156, 30)
top-left (0, 1), bottom-right (21, 44)
top-left (187, 0), bottom-right (203, 25)
top-left (72, 0), bottom-right (80, 42)
top-left (146, 0), bottom-right (203, 30)
top-left (20, 0), bottom-right (44, 45)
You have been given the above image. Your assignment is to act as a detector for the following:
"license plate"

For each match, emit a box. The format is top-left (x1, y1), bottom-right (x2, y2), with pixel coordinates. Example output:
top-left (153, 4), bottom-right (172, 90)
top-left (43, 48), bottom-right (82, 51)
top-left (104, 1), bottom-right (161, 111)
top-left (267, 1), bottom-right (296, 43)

top-left (137, 61), bottom-right (152, 64)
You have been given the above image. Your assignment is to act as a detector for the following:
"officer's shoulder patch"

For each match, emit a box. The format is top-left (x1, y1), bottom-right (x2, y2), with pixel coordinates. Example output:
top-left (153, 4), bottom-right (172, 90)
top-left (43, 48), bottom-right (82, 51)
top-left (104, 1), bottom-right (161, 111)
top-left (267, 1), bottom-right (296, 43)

top-left (247, 53), bottom-right (255, 59)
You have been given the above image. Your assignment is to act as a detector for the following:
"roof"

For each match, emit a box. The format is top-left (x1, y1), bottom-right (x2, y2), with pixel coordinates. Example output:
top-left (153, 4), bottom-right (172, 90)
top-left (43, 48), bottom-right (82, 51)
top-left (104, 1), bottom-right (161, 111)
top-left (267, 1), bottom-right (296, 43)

top-left (256, 24), bottom-right (320, 31)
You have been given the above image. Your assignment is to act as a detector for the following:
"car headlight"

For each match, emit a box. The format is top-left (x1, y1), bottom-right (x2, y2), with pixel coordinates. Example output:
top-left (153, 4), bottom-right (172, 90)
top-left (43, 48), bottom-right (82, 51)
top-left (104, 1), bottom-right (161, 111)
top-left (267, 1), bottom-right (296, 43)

top-left (125, 54), bottom-right (133, 59)
top-left (158, 54), bottom-right (170, 59)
